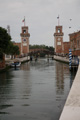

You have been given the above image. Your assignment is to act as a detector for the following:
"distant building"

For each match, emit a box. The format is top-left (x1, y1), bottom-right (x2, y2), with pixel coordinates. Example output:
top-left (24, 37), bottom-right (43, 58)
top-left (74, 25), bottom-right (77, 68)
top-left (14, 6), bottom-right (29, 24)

top-left (69, 31), bottom-right (80, 56)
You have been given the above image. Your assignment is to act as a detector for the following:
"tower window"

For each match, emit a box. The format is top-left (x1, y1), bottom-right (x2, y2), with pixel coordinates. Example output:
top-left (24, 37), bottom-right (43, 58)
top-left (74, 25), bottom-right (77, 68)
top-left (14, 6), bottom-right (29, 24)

top-left (58, 29), bottom-right (60, 33)
top-left (23, 39), bottom-right (26, 42)
top-left (23, 30), bottom-right (26, 33)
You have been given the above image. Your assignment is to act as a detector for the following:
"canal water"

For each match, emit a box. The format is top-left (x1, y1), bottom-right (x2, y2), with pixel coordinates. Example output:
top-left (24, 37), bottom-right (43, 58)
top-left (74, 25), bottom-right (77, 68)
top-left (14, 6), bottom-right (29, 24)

top-left (0, 58), bottom-right (76, 120)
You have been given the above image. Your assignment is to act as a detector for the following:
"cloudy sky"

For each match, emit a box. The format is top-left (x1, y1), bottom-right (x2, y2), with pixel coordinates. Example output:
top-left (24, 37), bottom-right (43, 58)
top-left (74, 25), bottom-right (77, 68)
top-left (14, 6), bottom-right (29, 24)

top-left (0, 0), bottom-right (80, 46)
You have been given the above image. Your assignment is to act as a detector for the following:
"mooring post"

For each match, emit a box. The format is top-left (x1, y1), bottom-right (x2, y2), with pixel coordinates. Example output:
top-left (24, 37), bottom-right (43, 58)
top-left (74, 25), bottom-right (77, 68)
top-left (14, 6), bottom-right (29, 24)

top-left (69, 49), bottom-right (72, 70)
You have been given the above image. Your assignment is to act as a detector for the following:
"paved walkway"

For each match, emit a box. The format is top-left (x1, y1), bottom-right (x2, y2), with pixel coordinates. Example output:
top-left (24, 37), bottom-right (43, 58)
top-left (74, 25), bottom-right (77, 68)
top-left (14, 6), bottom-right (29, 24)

top-left (59, 63), bottom-right (80, 120)
top-left (5, 56), bottom-right (30, 65)
top-left (54, 55), bottom-right (69, 63)
top-left (54, 55), bottom-right (79, 65)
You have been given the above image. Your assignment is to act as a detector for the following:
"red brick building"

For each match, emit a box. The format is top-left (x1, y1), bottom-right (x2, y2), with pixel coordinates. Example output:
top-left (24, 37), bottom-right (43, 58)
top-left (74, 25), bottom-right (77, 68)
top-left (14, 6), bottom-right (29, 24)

top-left (13, 26), bottom-right (30, 56)
top-left (54, 26), bottom-right (64, 54)
top-left (54, 25), bottom-right (70, 55)
top-left (63, 42), bottom-right (70, 54)
top-left (20, 26), bottom-right (30, 54)
top-left (69, 31), bottom-right (80, 56)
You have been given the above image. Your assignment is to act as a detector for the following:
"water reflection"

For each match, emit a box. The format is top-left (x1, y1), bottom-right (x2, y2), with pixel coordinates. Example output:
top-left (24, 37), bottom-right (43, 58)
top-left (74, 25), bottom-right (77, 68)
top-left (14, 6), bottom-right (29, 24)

top-left (70, 69), bottom-right (77, 88)
top-left (0, 59), bottom-right (77, 120)
top-left (55, 61), bottom-right (77, 118)
top-left (55, 61), bottom-right (75, 95)
top-left (0, 71), bottom-right (14, 112)
top-left (20, 62), bottom-right (30, 71)
top-left (55, 62), bottom-right (64, 95)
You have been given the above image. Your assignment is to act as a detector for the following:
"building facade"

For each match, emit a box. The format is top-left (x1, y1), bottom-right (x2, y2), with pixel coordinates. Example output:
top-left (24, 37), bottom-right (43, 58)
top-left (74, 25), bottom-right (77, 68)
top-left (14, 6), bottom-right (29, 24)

top-left (69, 31), bottom-right (80, 56)
top-left (54, 26), bottom-right (64, 54)
top-left (20, 26), bottom-right (30, 55)
top-left (54, 25), bottom-right (70, 55)
top-left (63, 42), bottom-right (70, 55)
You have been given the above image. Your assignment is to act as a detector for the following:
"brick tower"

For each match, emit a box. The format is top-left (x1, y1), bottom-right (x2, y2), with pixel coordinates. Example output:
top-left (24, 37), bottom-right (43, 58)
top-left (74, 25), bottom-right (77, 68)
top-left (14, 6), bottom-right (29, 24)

top-left (54, 26), bottom-right (64, 54)
top-left (20, 26), bottom-right (30, 55)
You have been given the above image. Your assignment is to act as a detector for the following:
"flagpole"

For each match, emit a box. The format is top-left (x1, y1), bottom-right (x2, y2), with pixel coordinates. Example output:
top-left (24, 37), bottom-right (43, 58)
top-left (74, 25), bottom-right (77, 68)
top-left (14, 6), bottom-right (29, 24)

top-left (58, 18), bottom-right (59, 26)
top-left (57, 15), bottom-right (60, 26)
top-left (24, 16), bottom-right (25, 26)
top-left (24, 21), bottom-right (25, 27)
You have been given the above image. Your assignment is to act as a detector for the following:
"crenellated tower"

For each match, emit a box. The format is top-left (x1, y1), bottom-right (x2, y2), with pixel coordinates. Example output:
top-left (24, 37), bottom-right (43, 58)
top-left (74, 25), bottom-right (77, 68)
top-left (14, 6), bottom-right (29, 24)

top-left (54, 26), bottom-right (64, 54)
top-left (20, 26), bottom-right (30, 55)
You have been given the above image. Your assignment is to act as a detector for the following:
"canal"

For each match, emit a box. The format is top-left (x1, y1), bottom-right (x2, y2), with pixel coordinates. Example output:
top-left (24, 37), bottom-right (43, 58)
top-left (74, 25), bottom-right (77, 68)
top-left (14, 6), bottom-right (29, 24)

top-left (0, 58), bottom-right (76, 120)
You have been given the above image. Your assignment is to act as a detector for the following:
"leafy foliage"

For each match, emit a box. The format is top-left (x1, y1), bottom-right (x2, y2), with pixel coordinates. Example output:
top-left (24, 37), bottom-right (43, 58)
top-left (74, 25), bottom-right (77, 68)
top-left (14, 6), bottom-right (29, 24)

top-left (6, 41), bottom-right (20, 56)
top-left (0, 27), bottom-right (11, 53)
top-left (12, 45), bottom-right (20, 55)
top-left (0, 27), bottom-right (20, 57)
top-left (0, 51), bottom-right (3, 61)
top-left (29, 44), bottom-right (54, 52)
top-left (29, 44), bottom-right (54, 57)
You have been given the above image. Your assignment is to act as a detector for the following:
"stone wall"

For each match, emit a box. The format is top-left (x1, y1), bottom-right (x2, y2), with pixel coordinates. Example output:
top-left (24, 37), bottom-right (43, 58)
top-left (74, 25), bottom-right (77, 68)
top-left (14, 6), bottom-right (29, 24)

top-left (59, 64), bottom-right (80, 120)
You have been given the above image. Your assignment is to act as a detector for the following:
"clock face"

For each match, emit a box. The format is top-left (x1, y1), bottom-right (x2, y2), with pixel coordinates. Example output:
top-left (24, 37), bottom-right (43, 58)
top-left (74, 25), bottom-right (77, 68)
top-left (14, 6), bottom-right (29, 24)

top-left (23, 39), bottom-right (26, 42)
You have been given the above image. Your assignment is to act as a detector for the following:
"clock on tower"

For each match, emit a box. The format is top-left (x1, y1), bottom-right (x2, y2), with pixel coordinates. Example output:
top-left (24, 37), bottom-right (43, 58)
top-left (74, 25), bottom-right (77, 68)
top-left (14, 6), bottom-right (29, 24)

top-left (20, 26), bottom-right (30, 55)
top-left (54, 26), bottom-right (64, 54)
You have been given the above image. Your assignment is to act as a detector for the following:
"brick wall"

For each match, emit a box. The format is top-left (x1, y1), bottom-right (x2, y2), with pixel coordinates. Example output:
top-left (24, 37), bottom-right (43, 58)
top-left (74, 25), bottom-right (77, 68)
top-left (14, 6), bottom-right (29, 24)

top-left (69, 31), bottom-right (80, 56)
top-left (72, 50), bottom-right (80, 56)
top-left (63, 42), bottom-right (70, 54)
top-left (22, 46), bottom-right (28, 54)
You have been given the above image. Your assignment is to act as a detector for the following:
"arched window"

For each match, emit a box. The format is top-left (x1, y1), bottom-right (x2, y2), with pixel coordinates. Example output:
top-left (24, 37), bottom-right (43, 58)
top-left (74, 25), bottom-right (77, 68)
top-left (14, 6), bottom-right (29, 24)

top-left (58, 29), bottom-right (60, 33)
top-left (23, 30), bottom-right (26, 33)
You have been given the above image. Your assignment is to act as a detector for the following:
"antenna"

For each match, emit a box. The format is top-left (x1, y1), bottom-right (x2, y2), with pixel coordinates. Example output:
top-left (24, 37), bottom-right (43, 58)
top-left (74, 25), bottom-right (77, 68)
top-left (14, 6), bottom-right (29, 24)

top-left (7, 25), bottom-right (10, 35)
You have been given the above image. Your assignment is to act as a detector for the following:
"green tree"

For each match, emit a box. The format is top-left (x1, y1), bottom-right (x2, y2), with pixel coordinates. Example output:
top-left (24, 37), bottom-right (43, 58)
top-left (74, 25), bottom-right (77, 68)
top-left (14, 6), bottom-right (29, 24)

top-left (0, 27), bottom-right (11, 54)
top-left (29, 44), bottom-right (54, 52)
top-left (6, 42), bottom-right (20, 59)
top-left (0, 51), bottom-right (3, 61)
top-left (0, 27), bottom-right (20, 61)
top-left (12, 45), bottom-right (20, 56)
top-left (6, 41), bottom-right (13, 55)
top-left (48, 46), bottom-right (54, 51)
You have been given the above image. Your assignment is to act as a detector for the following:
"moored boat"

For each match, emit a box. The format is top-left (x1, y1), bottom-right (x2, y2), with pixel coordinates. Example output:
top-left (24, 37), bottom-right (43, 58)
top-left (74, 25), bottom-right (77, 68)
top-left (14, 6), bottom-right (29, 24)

top-left (11, 59), bottom-right (21, 68)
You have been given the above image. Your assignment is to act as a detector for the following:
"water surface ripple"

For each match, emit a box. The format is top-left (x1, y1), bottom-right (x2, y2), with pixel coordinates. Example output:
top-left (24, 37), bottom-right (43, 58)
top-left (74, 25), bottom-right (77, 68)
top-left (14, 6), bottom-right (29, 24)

top-left (0, 59), bottom-right (76, 120)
